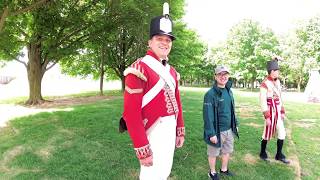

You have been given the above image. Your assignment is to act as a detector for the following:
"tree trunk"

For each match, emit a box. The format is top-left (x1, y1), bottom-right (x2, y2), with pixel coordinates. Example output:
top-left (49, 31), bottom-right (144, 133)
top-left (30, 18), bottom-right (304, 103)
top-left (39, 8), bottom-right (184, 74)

top-left (251, 80), bottom-right (254, 91)
top-left (121, 74), bottom-right (125, 91)
top-left (119, 60), bottom-right (126, 91)
top-left (26, 42), bottom-right (44, 105)
top-left (297, 77), bottom-right (302, 92)
top-left (99, 61), bottom-right (105, 96)
top-left (99, 48), bottom-right (105, 96)
top-left (0, 6), bottom-right (9, 33)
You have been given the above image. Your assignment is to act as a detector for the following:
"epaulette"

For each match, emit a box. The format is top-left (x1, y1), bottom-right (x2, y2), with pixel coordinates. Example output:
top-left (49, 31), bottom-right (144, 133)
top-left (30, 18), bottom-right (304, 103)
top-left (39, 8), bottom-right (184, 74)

top-left (123, 58), bottom-right (147, 81)
top-left (260, 79), bottom-right (268, 89)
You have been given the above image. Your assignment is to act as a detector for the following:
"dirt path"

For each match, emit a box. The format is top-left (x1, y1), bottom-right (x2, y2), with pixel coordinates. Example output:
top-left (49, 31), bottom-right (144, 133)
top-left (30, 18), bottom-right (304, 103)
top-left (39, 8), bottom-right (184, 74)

top-left (0, 96), bottom-right (113, 127)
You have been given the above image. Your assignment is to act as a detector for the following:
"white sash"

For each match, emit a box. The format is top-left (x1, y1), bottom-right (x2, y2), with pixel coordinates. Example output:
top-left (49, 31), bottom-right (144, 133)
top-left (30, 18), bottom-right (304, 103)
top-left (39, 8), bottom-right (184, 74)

top-left (142, 79), bottom-right (165, 108)
top-left (265, 80), bottom-right (281, 97)
top-left (141, 55), bottom-right (176, 108)
top-left (142, 55), bottom-right (176, 91)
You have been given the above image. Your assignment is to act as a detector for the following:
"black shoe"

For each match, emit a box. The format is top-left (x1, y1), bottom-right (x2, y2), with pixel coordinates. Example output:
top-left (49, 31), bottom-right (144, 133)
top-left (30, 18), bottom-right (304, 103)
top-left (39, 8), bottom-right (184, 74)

top-left (275, 154), bottom-right (290, 164)
top-left (220, 169), bottom-right (234, 176)
top-left (208, 172), bottom-right (220, 180)
top-left (259, 152), bottom-right (268, 161)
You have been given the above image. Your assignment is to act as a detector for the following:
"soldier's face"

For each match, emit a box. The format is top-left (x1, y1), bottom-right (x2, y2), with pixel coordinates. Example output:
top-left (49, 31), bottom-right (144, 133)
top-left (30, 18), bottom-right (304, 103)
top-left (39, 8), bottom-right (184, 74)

top-left (148, 35), bottom-right (172, 59)
top-left (215, 72), bottom-right (229, 87)
top-left (270, 70), bottom-right (279, 79)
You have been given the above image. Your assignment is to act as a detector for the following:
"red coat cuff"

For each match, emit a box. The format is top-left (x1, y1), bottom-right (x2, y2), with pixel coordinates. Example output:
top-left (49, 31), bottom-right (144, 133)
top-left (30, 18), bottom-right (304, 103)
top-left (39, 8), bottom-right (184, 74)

top-left (281, 107), bottom-right (285, 114)
top-left (134, 144), bottom-right (152, 159)
top-left (177, 127), bottom-right (185, 137)
top-left (263, 111), bottom-right (271, 119)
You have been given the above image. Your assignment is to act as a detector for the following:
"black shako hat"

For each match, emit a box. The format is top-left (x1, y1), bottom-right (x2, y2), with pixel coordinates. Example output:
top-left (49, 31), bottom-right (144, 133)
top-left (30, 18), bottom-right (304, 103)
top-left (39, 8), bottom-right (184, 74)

top-left (149, 3), bottom-right (176, 40)
top-left (267, 58), bottom-right (279, 72)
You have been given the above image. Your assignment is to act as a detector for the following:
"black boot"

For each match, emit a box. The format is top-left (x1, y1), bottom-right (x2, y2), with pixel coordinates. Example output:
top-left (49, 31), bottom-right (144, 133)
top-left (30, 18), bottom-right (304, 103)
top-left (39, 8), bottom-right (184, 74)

top-left (275, 139), bottom-right (290, 164)
top-left (259, 139), bottom-right (268, 160)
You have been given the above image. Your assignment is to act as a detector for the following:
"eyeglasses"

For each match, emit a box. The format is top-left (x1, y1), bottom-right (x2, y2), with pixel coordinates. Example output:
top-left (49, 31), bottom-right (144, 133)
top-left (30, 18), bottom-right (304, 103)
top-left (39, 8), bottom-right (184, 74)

top-left (216, 73), bottom-right (229, 77)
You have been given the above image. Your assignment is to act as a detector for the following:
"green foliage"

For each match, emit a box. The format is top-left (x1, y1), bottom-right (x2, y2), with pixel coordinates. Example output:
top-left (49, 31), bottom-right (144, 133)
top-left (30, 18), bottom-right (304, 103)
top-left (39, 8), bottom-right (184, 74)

top-left (303, 16), bottom-right (320, 63)
top-left (0, 3), bottom-right (26, 61)
top-left (280, 16), bottom-right (320, 90)
top-left (280, 31), bottom-right (308, 90)
top-left (225, 19), bottom-right (280, 84)
top-left (170, 22), bottom-right (207, 83)
top-left (59, 0), bottom-right (189, 85)
top-left (207, 16), bottom-right (320, 90)
top-left (1, 1), bottom-right (97, 60)
top-left (0, 1), bottom-right (105, 103)
top-left (3, 1), bottom-right (320, 93)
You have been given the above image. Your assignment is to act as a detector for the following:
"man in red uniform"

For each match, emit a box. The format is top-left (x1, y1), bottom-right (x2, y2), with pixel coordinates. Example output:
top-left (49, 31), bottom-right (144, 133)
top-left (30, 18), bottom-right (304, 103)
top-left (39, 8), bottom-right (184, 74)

top-left (259, 57), bottom-right (289, 164)
top-left (122, 3), bottom-right (185, 180)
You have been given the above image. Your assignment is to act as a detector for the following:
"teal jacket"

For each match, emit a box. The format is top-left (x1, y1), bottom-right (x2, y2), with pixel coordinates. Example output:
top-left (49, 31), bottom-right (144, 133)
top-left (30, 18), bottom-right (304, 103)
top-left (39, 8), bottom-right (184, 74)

top-left (203, 80), bottom-right (239, 147)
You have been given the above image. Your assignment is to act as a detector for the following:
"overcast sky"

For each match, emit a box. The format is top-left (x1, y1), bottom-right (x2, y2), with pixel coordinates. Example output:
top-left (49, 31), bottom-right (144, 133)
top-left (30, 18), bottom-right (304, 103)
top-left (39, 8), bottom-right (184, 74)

top-left (184, 0), bottom-right (320, 45)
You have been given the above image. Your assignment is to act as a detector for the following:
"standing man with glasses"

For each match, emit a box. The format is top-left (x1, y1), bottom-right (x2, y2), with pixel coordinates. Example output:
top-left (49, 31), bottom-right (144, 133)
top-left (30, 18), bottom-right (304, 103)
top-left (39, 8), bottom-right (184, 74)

top-left (203, 65), bottom-right (239, 180)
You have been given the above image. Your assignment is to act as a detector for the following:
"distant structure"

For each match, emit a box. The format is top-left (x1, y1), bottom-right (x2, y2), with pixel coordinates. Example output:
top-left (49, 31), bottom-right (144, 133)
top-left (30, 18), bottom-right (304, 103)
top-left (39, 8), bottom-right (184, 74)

top-left (0, 76), bottom-right (15, 85)
top-left (304, 69), bottom-right (320, 103)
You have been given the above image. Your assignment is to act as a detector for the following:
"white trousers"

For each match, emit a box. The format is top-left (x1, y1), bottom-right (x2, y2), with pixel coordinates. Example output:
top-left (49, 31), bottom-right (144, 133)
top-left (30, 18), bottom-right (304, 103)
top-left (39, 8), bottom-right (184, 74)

top-left (276, 118), bottom-right (286, 140)
top-left (262, 117), bottom-right (286, 140)
top-left (140, 115), bottom-right (177, 180)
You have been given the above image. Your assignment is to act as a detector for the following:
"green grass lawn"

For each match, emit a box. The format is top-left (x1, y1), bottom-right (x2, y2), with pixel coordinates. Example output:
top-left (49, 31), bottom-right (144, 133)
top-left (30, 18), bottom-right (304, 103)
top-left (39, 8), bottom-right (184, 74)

top-left (0, 89), bottom-right (319, 179)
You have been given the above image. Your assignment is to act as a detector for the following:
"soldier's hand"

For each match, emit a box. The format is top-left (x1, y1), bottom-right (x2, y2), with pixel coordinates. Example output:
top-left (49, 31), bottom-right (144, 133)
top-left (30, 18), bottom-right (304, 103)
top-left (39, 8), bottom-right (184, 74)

top-left (265, 118), bottom-right (271, 126)
top-left (176, 136), bottom-right (185, 148)
top-left (210, 136), bottom-right (218, 144)
top-left (139, 155), bottom-right (153, 167)
top-left (281, 114), bottom-right (286, 120)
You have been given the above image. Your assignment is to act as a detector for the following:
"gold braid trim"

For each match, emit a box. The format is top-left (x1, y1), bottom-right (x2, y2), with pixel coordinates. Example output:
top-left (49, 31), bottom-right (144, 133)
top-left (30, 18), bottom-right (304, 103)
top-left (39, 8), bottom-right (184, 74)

top-left (134, 144), bottom-right (152, 159)
top-left (123, 67), bottom-right (147, 82)
top-left (177, 127), bottom-right (185, 137)
top-left (125, 86), bottom-right (143, 94)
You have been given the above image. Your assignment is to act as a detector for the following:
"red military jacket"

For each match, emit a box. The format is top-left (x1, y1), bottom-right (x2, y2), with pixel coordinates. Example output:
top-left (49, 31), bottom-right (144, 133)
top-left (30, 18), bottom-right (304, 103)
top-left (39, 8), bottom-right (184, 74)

top-left (260, 76), bottom-right (285, 119)
top-left (122, 50), bottom-right (185, 159)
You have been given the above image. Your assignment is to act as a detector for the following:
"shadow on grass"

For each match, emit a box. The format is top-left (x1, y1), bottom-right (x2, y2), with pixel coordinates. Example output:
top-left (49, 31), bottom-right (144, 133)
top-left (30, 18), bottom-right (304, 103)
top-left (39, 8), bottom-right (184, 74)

top-left (0, 98), bottom-right (139, 180)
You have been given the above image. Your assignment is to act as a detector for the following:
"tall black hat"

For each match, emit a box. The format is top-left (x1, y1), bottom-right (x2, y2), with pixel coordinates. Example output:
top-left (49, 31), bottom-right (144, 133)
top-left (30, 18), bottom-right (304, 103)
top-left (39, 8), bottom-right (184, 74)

top-left (149, 3), bottom-right (176, 40)
top-left (267, 57), bottom-right (280, 72)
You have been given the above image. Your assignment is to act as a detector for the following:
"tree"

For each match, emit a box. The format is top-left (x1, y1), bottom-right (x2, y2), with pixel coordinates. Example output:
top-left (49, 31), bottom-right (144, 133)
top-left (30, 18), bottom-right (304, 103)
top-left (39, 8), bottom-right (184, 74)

top-left (0, 0), bottom-right (51, 32)
top-left (0, 1), bottom-right (98, 104)
top-left (169, 22), bottom-right (206, 86)
top-left (225, 19), bottom-right (280, 90)
top-left (281, 16), bottom-right (320, 91)
top-left (304, 16), bottom-right (320, 63)
top-left (59, 1), bottom-right (118, 95)
top-left (104, 0), bottom-right (186, 90)
top-left (61, 0), bottom-right (187, 92)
